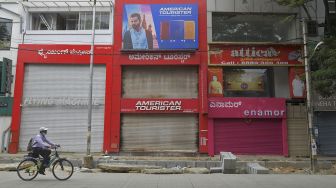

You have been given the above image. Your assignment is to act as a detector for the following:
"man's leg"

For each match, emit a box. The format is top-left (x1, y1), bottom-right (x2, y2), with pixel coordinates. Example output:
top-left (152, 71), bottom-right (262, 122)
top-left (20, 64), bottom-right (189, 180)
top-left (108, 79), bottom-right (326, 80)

top-left (39, 149), bottom-right (51, 173)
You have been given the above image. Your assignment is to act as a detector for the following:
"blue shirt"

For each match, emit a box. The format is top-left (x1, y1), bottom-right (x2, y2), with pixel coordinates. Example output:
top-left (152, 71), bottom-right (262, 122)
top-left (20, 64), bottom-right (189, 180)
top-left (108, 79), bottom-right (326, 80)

top-left (130, 27), bottom-right (148, 49)
top-left (32, 134), bottom-right (55, 149)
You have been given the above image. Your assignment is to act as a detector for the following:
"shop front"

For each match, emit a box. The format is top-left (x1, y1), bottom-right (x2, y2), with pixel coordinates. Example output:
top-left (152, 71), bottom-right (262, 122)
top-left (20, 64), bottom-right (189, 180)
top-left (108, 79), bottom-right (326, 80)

top-left (208, 97), bottom-right (287, 156)
top-left (110, 0), bottom-right (208, 153)
top-left (314, 94), bottom-right (336, 156)
top-left (9, 44), bottom-right (113, 153)
top-left (207, 43), bottom-right (306, 156)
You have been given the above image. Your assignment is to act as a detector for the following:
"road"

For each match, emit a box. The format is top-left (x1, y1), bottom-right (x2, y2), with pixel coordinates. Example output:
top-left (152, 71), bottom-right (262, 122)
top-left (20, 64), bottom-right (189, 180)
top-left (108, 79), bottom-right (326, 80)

top-left (1, 171), bottom-right (336, 188)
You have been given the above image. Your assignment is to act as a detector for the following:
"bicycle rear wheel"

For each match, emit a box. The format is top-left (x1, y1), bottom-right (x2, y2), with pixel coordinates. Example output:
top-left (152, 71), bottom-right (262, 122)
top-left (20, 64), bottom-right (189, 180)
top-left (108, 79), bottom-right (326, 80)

top-left (17, 159), bottom-right (38, 181)
top-left (52, 159), bottom-right (74, 181)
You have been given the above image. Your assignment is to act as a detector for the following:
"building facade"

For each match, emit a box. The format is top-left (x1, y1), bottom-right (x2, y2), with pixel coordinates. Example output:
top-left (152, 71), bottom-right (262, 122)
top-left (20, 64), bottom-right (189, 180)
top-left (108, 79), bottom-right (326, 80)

top-left (0, 0), bottom-right (21, 151)
top-left (206, 0), bottom-right (325, 156)
top-left (8, 0), bottom-right (114, 153)
top-left (8, 0), bottom-right (209, 154)
top-left (110, 0), bottom-right (208, 154)
top-left (6, 0), bottom-right (331, 157)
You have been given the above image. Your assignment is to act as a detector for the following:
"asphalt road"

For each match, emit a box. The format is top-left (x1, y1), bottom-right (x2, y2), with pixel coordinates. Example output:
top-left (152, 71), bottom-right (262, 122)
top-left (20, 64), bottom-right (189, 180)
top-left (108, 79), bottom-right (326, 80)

top-left (1, 171), bottom-right (336, 188)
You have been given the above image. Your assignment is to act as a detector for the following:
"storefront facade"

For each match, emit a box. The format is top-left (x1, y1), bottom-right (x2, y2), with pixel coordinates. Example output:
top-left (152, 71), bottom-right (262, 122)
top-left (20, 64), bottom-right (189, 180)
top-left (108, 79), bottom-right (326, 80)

top-left (109, 0), bottom-right (208, 153)
top-left (207, 44), bottom-right (304, 156)
top-left (314, 94), bottom-right (336, 156)
top-left (208, 97), bottom-right (287, 155)
top-left (9, 44), bottom-right (113, 153)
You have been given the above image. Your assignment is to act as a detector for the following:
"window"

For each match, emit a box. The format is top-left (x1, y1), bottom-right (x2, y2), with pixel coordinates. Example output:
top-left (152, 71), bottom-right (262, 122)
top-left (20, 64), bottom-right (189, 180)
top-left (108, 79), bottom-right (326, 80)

top-left (329, 0), bottom-right (335, 13)
top-left (223, 68), bottom-right (273, 97)
top-left (31, 12), bottom-right (110, 30)
top-left (0, 18), bottom-right (12, 50)
top-left (212, 13), bottom-right (296, 42)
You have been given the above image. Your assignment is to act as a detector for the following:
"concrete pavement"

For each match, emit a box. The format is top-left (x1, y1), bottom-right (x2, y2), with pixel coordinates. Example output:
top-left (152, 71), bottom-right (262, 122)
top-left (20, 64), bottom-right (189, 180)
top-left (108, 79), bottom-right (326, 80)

top-left (1, 171), bottom-right (336, 188)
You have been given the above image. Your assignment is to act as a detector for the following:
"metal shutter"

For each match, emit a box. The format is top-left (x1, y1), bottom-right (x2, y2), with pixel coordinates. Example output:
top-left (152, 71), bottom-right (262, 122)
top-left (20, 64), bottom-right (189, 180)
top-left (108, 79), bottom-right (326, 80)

top-left (122, 66), bottom-right (198, 98)
top-left (121, 114), bottom-right (198, 152)
top-left (287, 103), bottom-right (309, 157)
top-left (214, 118), bottom-right (283, 155)
top-left (316, 112), bottom-right (336, 156)
top-left (19, 64), bottom-right (106, 152)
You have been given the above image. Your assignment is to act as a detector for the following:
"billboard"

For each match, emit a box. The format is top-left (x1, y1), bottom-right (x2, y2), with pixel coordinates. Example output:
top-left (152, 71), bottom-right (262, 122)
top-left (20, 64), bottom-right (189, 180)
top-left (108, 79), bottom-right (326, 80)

top-left (289, 67), bottom-right (306, 98)
top-left (208, 68), bottom-right (223, 97)
top-left (224, 69), bottom-right (266, 92)
top-left (122, 4), bottom-right (198, 50)
top-left (208, 97), bottom-right (286, 119)
top-left (209, 44), bottom-right (303, 65)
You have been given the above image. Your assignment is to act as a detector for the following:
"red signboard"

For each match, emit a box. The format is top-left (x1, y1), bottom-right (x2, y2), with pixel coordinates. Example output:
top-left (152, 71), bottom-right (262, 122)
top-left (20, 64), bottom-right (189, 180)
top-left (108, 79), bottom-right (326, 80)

top-left (289, 67), bottom-right (306, 98)
top-left (209, 44), bottom-right (303, 66)
top-left (18, 44), bottom-right (113, 64)
top-left (208, 97), bottom-right (286, 118)
top-left (117, 52), bottom-right (200, 65)
top-left (121, 99), bottom-right (198, 113)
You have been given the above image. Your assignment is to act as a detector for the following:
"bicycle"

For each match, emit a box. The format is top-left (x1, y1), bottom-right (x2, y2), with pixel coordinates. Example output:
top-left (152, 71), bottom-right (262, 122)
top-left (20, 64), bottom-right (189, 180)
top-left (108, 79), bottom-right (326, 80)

top-left (16, 145), bottom-right (74, 181)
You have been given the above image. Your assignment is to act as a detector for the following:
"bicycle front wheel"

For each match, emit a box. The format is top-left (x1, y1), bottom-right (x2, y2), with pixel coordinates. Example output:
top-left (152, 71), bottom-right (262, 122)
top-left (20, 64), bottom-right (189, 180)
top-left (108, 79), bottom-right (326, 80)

top-left (52, 159), bottom-right (74, 181)
top-left (17, 159), bottom-right (38, 181)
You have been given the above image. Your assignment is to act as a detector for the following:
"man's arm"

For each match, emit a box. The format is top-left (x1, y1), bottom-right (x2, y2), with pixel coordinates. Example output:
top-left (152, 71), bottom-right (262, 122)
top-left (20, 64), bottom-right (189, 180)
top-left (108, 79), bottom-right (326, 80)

top-left (43, 137), bottom-right (55, 146)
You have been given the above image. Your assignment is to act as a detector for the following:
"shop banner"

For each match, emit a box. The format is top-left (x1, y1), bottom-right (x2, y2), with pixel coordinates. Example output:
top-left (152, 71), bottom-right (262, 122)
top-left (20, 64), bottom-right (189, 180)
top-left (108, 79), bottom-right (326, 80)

top-left (289, 67), bottom-right (306, 98)
top-left (19, 44), bottom-right (113, 64)
top-left (313, 94), bottom-right (336, 111)
top-left (121, 99), bottom-right (198, 113)
top-left (209, 44), bottom-right (303, 66)
top-left (122, 4), bottom-right (198, 50)
top-left (208, 97), bottom-right (286, 118)
top-left (118, 52), bottom-right (199, 65)
top-left (208, 68), bottom-right (223, 97)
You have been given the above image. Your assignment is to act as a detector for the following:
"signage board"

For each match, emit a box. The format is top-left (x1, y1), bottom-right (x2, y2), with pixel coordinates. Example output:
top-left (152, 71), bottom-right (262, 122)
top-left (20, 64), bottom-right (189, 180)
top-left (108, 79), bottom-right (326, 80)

top-left (122, 4), bottom-right (198, 50)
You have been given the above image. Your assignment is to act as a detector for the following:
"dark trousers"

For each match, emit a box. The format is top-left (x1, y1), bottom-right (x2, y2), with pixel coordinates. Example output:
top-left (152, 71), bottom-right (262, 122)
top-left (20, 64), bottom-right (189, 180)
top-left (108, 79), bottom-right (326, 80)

top-left (32, 147), bottom-right (51, 170)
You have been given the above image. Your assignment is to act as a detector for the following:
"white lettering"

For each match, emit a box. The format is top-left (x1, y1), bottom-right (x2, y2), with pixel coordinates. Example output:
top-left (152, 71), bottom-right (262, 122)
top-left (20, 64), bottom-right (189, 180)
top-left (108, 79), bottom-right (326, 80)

top-left (243, 109), bottom-right (285, 117)
top-left (231, 47), bottom-right (280, 58)
top-left (135, 100), bottom-right (182, 111)
top-left (22, 97), bottom-right (101, 107)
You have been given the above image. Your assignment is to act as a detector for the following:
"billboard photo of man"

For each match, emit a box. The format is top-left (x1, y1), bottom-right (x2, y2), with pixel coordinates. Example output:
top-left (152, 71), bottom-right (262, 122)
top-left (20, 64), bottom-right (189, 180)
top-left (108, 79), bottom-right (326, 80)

top-left (123, 5), bottom-right (157, 50)
top-left (123, 13), bottom-right (153, 49)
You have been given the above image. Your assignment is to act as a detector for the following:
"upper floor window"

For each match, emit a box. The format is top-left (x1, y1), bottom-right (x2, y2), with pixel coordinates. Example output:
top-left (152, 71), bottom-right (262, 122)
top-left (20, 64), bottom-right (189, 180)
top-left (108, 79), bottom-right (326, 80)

top-left (212, 13), bottom-right (296, 42)
top-left (329, 0), bottom-right (335, 13)
top-left (0, 18), bottom-right (12, 50)
top-left (31, 12), bottom-right (110, 30)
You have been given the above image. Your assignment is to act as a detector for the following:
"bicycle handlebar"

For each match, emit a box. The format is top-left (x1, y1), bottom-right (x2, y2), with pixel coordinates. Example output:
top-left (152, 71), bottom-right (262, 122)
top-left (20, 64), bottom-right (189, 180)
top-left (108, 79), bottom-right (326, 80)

top-left (51, 145), bottom-right (61, 149)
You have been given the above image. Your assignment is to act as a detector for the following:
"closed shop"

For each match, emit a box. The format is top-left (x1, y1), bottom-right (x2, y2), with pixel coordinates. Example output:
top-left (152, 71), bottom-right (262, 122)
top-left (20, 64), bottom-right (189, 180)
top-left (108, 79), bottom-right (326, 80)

top-left (120, 66), bottom-right (199, 152)
top-left (214, 118), bottom-right (283, 155)
top-left (208, 97), bottom-right (287, 156)
top-left (313, 94), bottom-right (336, 156)
top-left (316, 112), bottom-right (336, 156)
top-left (18, 64), bottom-right (106, 152)
top-left (286, 103), bottom-right (309, 157)
top-left (121, 114), bottom-right (198, 151)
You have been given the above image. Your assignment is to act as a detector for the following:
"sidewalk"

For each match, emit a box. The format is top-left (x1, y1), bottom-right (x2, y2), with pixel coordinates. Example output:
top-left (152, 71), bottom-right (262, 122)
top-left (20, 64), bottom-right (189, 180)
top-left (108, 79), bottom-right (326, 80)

top-left (1, 152), bottom-right (335, 174)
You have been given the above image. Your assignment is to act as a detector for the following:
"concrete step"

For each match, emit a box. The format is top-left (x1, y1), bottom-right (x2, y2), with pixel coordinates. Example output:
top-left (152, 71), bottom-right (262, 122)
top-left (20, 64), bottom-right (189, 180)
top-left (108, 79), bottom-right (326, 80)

top-left (247, 163), bottom-right (269, 174)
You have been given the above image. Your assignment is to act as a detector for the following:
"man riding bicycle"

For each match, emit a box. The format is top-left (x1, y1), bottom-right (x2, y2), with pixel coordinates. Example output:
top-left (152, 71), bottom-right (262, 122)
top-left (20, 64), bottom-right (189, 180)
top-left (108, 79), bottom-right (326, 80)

top-left (31, 127), bottom-right (58, 175)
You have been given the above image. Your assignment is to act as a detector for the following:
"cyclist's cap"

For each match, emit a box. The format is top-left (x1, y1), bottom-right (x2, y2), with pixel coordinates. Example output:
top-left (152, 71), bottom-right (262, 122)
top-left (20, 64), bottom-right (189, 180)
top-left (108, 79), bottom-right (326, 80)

top-left (39, 127), bottom-right (48, 132)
